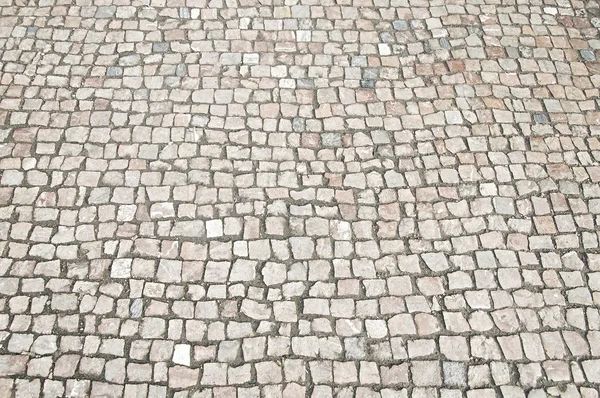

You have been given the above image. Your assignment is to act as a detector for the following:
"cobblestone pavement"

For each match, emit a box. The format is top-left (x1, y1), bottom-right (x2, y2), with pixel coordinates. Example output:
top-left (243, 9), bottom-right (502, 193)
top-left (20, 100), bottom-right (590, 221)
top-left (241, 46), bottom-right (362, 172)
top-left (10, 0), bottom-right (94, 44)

top-left (1, 0), bottom-right (600, 397)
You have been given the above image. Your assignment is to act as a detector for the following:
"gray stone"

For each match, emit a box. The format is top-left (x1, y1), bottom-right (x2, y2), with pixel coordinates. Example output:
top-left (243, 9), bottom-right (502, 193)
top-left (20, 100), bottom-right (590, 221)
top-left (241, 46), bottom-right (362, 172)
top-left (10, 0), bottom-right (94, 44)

top-left (292, 117), bottom-right (306, 132)
top-left (130, 299), bottom-right (143, 318)
top-left (533, 113), bottom-right (548, 124)
top-left (580, 50), bottom-right (596, 61)
top-left (518, 46), bottom-right (533, 58)
top-left (96, 6), bottom-right (116, 18)
top-left (361, 80), bottom-right (375, 88)
top-left (392, 20), bottom-right (409, 30)
top-left (179, 7), bottom-right (191, 18)
top-left (297, 78), bottom-right (314, 89)
top-left (351, 56), bottom-right (367, 67)
top-left (322, 133), bottom-right (342, 147)
top-left (443, 362), bottom-right (467, 387)
top-left (362, 68), bottom-right (380, 80)
top-left (175, 64), bottom-right (187, 77)
top-left (153, 42), bottom-right (169, 53)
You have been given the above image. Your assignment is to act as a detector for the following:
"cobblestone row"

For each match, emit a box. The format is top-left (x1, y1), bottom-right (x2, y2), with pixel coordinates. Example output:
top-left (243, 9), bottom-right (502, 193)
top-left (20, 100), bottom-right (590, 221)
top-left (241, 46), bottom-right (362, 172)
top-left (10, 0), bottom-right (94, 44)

top-left (1, 0), bottom-right (600, 397)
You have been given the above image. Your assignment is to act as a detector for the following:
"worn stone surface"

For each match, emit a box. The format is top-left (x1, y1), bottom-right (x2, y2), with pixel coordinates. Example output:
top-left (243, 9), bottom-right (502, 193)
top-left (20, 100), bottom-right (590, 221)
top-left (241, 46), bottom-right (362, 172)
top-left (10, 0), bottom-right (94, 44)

top-left (0, 0), bottom-right (599, 396)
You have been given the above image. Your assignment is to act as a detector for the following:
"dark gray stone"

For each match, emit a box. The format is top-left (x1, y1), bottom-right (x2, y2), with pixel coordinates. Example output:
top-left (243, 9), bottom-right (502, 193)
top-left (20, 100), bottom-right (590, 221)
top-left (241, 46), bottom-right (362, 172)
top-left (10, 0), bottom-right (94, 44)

top-left (360, 80), bottom-right (375, 88)
top-left (534, 113), bottom-right (549, 124)
top-left (423, 40), bottom-right (432, 53)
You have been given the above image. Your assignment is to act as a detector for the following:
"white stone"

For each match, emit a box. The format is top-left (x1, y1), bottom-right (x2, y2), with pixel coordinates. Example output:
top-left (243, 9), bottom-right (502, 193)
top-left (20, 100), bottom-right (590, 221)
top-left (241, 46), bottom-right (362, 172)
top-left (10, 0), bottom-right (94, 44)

top-left (262, 262), bottom-right (286, 285)
top-left (445, 110), bottom-right (463, 124)
top-left (206, 219), bottom-right (223, 238)
top-left (243, 53), bottom-right (259, 65)
top-left (297, 31), bottom-right (311, 42)
top-left (111, 259), bottom-right (132, 278)
top-left (241, 299), bottom-right (272, 320)
top-left (173, 344), bottom-right (191, 366)
top-left (150, 202), bottom-right (175, 219)
top-left (378, 43), bottom-right (391, 56)
top-left (289, 237), bottom-right (314, 260)
top-left (117, 205), bottom-right (137, 222)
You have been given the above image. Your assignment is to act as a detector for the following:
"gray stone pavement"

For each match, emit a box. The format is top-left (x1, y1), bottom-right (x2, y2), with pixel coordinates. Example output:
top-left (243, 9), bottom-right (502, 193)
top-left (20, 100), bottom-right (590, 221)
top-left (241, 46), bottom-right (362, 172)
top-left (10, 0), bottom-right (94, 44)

top-left (1, 0), bottom-right (600, 396)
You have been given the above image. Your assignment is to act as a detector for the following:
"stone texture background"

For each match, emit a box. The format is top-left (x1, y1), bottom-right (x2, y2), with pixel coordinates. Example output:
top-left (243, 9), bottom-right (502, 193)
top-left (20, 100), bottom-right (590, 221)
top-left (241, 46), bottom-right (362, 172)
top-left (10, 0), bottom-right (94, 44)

top-left (0, 0), bottom-right (600, 397)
